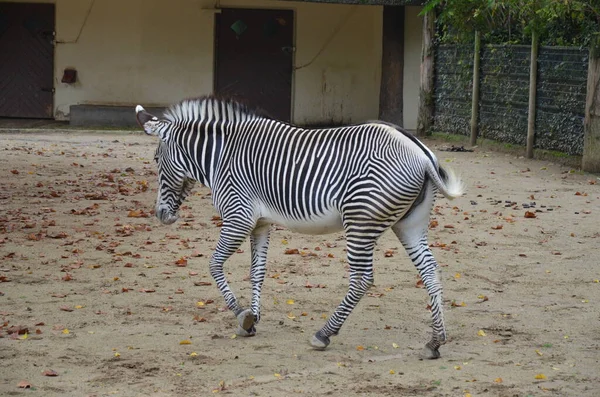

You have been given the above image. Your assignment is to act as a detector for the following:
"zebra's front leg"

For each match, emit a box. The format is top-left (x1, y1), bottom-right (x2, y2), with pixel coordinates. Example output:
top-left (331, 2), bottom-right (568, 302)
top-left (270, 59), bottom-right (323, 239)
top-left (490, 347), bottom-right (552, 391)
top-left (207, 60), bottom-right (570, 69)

top-left (236, 224), bottom-right (271, 337)
top-left (310, 235), bottom-right (376, 349)
top-left (209, 224), bottom-right (254, 330)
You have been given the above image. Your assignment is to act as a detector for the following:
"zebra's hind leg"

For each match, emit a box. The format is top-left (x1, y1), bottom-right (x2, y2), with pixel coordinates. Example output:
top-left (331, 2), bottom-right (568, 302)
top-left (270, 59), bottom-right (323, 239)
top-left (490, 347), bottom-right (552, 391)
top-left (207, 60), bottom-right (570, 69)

top-left (310, 230), bottom-right (378, 350)
top-left (236, 224), bottom-right (271, 336)
top-left (392, 182), bottom-right (446, 359)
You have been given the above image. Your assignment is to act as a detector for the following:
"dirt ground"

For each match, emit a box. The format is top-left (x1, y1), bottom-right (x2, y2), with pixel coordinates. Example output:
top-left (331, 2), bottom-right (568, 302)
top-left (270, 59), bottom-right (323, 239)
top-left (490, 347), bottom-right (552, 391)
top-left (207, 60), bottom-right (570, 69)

top-left (0, 131), bottom-right (599, 397)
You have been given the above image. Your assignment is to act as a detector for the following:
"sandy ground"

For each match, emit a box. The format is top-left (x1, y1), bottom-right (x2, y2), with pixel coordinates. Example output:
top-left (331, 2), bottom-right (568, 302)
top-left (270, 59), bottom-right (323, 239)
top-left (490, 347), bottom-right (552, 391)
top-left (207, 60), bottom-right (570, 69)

top-left (0, 131), bottom-right (599, 397)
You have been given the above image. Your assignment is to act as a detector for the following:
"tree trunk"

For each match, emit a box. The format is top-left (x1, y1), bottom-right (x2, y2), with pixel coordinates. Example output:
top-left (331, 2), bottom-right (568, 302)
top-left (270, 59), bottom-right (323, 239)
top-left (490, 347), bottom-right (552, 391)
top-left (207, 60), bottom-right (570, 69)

top-left (583, 35), bottom-right (600, 172)
top-left (379, 6), bottom-right (405, 126)
top-left (416, 9), bottom-right (435, 137)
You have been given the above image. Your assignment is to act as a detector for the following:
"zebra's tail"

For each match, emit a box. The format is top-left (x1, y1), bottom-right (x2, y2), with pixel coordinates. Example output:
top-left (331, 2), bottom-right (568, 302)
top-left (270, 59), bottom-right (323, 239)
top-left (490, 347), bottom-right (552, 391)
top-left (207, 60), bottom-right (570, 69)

top-left (426, 161), bottom-right (465, 200)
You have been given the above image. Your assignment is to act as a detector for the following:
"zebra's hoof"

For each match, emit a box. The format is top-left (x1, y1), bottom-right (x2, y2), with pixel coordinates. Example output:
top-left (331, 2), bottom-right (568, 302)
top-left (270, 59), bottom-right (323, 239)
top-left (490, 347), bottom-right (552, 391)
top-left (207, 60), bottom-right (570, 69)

top-left (309, 332), bottom-right (330, 350)
top-left (236, 309), bottom-right (256, 337)
top-left (421, 345), bottom-right (441, 359)
top-left (235, 325), bottom-right (256, 337)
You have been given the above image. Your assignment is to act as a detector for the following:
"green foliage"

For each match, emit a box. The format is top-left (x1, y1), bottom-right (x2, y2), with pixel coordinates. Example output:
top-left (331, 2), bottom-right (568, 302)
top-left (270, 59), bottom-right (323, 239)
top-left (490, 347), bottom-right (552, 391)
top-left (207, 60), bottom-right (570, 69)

top-left (422, 0), bottom-right (600, 46)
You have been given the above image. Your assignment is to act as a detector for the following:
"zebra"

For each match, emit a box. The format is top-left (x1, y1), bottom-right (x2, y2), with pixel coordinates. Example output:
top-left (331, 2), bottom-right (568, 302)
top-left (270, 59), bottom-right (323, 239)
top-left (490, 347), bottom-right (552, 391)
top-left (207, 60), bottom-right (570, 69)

top-left (135, 95), bottom-right (464, 359)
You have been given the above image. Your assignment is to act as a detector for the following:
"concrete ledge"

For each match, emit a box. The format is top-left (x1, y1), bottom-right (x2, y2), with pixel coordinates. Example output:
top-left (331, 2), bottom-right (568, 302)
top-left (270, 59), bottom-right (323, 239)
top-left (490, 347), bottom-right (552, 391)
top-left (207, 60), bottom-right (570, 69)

top-left (70, 105), bottom-right (166, 128)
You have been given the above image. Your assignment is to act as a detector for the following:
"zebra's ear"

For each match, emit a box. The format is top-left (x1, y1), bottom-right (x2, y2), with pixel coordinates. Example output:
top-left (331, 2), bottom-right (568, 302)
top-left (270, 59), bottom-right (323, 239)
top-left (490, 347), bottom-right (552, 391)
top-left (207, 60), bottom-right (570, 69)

top-left (135, 105), bottom-right (163, 137)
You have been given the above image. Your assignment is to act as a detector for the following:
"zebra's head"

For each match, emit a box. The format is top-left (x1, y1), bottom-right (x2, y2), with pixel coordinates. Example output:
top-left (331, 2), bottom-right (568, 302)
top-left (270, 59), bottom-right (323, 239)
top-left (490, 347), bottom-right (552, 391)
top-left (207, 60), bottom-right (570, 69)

top-left (136, 105), bottom-right (195, 225)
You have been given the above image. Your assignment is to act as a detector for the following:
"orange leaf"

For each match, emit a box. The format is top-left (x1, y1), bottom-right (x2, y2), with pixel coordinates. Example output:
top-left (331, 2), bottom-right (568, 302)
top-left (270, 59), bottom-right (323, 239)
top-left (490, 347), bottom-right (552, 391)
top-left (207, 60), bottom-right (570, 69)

top-left (524, 211), bottom-right (537, 219)
top-left (491, 225), bottom-right (503, 230)
top-left (17, 380), bottom-right (32, 388)
top-left (284, 248), bottom-right (299, 255)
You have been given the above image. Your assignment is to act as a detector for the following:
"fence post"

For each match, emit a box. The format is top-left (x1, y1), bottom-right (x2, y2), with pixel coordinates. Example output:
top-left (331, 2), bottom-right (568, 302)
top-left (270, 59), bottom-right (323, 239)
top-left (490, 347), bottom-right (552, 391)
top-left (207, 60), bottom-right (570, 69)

top-left (526, 30), bottom-right (539, 159)
top-left (470, 31), bottom-right (481, 146)
top-left (583, 34), bottom-right (600, 172)
top-left (417, 9), bottom-right (435, 137)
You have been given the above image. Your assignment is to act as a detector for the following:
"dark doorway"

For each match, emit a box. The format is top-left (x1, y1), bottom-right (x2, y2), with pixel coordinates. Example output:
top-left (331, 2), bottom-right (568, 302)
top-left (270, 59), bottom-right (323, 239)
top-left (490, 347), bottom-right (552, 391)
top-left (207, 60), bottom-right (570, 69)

top-left (379, 6), bottom-right (404, 127)
top-left (215, 8), bottom-right (294, 122)
top-left (0, 3), bottom-right (55, 119)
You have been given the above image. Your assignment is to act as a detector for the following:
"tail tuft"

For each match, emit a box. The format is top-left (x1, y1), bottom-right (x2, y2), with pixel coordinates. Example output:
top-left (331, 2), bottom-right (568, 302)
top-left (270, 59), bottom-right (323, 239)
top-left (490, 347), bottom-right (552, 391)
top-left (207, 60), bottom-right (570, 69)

top-left (439, 166), bottom-right (465, 200)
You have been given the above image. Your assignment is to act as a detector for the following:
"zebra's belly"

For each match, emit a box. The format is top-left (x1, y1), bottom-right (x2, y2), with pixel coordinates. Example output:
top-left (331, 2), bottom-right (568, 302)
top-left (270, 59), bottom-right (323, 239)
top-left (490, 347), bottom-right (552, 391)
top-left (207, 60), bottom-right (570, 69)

top-left (258, 207), bottom-right (344, 235)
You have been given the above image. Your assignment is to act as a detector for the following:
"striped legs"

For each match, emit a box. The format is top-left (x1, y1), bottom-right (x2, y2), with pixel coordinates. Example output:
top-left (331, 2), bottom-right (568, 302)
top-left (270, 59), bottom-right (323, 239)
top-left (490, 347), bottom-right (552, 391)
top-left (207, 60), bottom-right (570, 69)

top-left (209, 220), bottom-right (271, 337)
top-left (392, 182), bottom-right (446, 359)
top-left (245, 224), bottom-right (271, 331)
top-left (209, 222), bottom-right (254, 320)
top-left (310, 228), bottom-right (379, 349)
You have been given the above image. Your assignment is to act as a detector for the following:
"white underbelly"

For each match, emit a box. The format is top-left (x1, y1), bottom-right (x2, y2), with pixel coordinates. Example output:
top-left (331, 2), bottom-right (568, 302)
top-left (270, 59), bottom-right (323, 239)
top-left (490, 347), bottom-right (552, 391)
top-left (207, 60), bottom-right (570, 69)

top-left (259, 207), bottom-right (343, 235)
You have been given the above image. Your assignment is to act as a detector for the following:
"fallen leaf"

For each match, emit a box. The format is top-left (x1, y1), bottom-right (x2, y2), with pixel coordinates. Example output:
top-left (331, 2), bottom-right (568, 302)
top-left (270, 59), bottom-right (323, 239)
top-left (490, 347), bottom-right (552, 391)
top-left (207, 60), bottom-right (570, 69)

top-left (42, 369), bottom-right (58, 377)
top-left (175, 257), bottom-right (188, 267)
top-left (179, 339), bottom-right (192, 345)
top-left (356, 345), bottom-right (365, 351)
top-left (60, 306), bottom-right (74, 312)
top-left (17, 380), bottom-right (31, 389)
top-left (491, 225), bottom-right (503, 230)
top-left (139, 288), bottom-right (155, 293)
top-left (284, 248), bottom-right (299, 255)
top-left (535, 373), bottom-right (547, 380)
top-left (194, 281), bottom-right (212, 286)
top-left (494, 377), bottom-right (503, 383)
top-left (286, 299), bottom-right (294, 305)
top-left (477, 330), bottom-right (486, 337)
top-left (524, 211), bottom-right (537, 219)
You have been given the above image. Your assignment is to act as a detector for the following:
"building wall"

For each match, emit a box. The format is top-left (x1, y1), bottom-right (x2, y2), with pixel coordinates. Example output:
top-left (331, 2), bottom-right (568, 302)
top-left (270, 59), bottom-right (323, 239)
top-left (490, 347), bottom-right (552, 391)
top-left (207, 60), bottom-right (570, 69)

top-left (403, 5), bottom-right (423, 131)
top-left (10, 0), bottom-right (383, 124)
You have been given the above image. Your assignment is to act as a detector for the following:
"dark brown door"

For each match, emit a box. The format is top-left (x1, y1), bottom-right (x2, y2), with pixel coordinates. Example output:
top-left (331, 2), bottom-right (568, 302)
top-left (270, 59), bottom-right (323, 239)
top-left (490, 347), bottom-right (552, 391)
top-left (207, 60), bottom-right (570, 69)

top-left (0, 3), bottom-right (55, 119)
top-left (215, 8), bottom-right (294, 122)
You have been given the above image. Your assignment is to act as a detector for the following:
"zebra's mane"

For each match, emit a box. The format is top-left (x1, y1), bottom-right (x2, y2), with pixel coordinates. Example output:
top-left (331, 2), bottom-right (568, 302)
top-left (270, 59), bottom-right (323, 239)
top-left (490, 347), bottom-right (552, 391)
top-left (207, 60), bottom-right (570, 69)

top-left (163, 95), bottom-right (272, 124)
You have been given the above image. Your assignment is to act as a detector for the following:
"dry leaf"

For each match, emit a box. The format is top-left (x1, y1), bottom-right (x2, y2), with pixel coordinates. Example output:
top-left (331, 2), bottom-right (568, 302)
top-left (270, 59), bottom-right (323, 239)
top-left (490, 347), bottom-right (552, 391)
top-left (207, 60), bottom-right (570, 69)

top-left (477, 330), bottom-right (486, 337)
top-left (284, 248), bottom-right (299, 255)
top-left (42, 369), bottom-right (58, 377)
top-left (17, 380), bottom-right (32, 389)
top-left (179, 339), bottom-right (192, 345)
top-left (535, 374), bottom-right (547, 380)
top-left (524, 211), bottom-right (537, 219)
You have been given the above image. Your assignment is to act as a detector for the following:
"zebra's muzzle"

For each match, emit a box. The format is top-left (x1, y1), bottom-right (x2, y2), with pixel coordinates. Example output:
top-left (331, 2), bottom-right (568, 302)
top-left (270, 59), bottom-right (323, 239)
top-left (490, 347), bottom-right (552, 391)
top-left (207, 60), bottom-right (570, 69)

top-left (155, 207), bottom-right (179, 225)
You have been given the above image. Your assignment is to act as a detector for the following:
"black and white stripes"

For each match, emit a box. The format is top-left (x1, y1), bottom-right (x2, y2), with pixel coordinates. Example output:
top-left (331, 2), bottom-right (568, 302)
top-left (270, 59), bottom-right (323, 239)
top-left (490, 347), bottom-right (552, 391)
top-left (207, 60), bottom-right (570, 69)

top-left (135, 95), bottom-right (464, 358)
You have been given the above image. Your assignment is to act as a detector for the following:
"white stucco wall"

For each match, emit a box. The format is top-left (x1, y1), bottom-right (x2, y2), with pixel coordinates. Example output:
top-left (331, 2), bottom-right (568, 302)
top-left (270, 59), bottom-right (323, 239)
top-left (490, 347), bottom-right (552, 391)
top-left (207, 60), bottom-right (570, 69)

top-left (35, 0), bottom-right (383, 124)
top-left (403, 6), bottom-right (423, 131)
